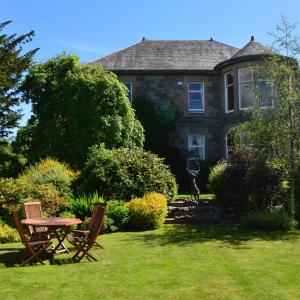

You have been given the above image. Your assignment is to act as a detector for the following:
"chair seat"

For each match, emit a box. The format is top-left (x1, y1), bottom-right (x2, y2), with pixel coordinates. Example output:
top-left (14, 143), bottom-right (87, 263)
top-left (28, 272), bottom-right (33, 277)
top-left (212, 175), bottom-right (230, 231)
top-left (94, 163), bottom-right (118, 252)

top-left (28, 240), bottom-right (52, 246)
top-left (71, 229), bottom-right (89, 236)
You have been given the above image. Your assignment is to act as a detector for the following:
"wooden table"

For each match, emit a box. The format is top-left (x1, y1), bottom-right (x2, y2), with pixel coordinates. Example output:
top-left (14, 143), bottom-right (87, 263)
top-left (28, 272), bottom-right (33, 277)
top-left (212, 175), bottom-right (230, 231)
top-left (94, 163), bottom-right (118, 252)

top-left (21, 217), bottom-right (82, 254)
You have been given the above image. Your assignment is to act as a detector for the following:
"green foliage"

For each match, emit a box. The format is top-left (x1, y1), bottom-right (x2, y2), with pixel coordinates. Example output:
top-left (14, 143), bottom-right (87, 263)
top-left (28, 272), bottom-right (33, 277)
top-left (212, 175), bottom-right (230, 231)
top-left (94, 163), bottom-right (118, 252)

top-left (0, 139), bottom-right (26, 177)
top-left (105, 200), bottom-right (129, 232)
top-left (0, 222), bottom-right (19, 244)
top-left (208, 152), bottom-right (285, 216)
top-left (19, 53), bottom-right (144, 167)
top-left (133, 96), bottom-right (176, 155)
top-left (67, 192), bottom-right (104, 220)
top-left (20, 157), bottom-right (76, 197)
top-left (59, 211), bottom-right (76, 219)
top-left (236, 16), bottom-right (300, 220)
top-left (208, 160), bottom-right (228, 202)
top-left (240, 212), bottom-right (297, 231)
top-left (126, 192), bottom-right (167, 230)
top-left (0, 178), bottom-right (68, 225)
top-left (74, 145), bottom-right (177, 201)
top-left (0, 21), bottom-right (38, 137)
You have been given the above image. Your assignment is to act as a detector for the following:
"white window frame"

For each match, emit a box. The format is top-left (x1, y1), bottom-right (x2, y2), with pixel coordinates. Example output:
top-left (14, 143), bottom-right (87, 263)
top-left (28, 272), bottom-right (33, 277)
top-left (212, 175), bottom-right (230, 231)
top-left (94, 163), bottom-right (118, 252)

top-left (124, 82), bottom-right (132, 102)
top-left (225, 134), bottom-right (234, 158)
top-left (224, 72), bottom-right (234, 113)
top-left (187, 134), bottom-right (205, 171)
top-left (258, 77), bottom-right (274, 109)
top-left (188, 82), bottom-right (205, 112)
top-left (238, 67), bottom-right (254, 110)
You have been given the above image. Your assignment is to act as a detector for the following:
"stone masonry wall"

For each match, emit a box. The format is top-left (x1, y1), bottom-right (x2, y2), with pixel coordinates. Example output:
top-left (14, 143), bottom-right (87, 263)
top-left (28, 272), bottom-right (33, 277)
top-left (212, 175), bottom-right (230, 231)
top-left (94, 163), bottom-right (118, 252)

top-left (118, 73), bottom-right (222, 162)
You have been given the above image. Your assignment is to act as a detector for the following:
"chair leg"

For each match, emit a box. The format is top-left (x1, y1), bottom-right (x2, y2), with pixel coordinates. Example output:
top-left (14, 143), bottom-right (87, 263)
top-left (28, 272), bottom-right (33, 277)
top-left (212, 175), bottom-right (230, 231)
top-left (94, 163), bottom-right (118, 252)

top-left (93, 240), bottom-right (103, 249)
top-left (21, 243), bottom-right (51, 266)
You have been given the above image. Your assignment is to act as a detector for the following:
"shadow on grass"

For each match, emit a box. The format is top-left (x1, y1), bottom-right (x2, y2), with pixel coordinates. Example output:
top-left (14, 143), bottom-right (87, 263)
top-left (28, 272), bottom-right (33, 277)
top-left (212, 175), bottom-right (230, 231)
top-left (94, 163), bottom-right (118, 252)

top-left (126, 224), bottom-right (300, 248)
top-left (49, 257), bottom-right (75, 266)
top-left (0, 249), bottom-right (22, 267)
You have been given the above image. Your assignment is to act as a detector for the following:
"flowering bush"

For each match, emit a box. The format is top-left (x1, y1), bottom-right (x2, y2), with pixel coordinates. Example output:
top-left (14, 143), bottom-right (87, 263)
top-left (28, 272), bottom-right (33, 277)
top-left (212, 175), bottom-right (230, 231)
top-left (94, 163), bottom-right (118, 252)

top-left (126, 192), bottom-right (167, 230)
top-left (0, 222), bottom-right (19, 244)
top-left (20, 157), bottom-right (77, 197)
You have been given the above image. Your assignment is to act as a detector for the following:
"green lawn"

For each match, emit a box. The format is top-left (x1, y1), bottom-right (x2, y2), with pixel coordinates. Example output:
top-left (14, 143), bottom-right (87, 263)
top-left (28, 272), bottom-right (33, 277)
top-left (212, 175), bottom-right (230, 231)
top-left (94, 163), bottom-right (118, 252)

top-left (1, 225), bottom-right (300, 299)
top-left (175, 193), bottom-right (215, 200)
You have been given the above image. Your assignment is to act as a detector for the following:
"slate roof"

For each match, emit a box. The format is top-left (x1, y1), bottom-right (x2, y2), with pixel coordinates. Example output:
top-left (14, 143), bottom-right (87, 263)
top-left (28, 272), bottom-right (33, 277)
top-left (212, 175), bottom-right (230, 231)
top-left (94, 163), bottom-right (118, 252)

top-left (92, 39), bottom-right (239, 71)
top-left (232, 38), bottom-right (267, 58)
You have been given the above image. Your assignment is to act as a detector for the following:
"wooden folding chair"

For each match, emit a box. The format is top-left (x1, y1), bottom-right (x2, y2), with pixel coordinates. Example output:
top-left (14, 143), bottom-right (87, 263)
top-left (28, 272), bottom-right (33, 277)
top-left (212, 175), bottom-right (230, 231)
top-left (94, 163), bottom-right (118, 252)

top-left (67, 205), bottom-right (105, 262)
top-left (24, 202), bottom-right (48, 239)
top-left (12, 209), bottom-right (52, 266)
top-left (70, 203), bottom-right (106, 249)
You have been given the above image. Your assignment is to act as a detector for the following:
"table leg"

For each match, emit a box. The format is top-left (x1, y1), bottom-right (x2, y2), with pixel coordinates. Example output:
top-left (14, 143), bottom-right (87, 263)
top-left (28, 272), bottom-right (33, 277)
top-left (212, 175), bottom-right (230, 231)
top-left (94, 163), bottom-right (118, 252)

top-left (51, 228), bottom-right (70, 254)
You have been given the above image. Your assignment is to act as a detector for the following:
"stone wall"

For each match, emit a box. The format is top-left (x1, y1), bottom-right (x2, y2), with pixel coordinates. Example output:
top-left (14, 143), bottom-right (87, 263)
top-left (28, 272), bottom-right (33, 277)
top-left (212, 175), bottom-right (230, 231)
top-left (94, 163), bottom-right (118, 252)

top-left (118, 73), bottom-right (222, 162)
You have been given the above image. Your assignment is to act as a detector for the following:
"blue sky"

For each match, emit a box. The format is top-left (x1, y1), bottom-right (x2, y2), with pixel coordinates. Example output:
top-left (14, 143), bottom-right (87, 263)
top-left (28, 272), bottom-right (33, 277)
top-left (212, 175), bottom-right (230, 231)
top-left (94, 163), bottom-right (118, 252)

top-left (1, 0), bottom-right (300, 131)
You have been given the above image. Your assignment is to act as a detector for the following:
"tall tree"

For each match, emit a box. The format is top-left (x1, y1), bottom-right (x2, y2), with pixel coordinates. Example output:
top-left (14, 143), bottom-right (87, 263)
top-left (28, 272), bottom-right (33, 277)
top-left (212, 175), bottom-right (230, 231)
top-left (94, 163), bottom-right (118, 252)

top-left (239, 16), bottom-right (300, 220)
top-left (19, 53), bottom-right (144, 167)
top-left (0, 21), bottom-right (37, 137)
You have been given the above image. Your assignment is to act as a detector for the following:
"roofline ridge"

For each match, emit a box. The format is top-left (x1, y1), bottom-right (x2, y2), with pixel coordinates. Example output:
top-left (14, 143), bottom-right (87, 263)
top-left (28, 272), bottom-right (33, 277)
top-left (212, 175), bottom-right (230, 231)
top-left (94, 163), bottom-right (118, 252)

top-left (91, 40), bottom-right (144, 64)
top-left (143, 39), bottom-right (239, 49)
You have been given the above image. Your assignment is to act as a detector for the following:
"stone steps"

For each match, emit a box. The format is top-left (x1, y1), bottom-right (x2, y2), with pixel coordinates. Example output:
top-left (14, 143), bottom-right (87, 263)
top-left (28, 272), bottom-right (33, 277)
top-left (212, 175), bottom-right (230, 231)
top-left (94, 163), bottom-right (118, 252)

top-left (165, 198), bottom-right (222, 224)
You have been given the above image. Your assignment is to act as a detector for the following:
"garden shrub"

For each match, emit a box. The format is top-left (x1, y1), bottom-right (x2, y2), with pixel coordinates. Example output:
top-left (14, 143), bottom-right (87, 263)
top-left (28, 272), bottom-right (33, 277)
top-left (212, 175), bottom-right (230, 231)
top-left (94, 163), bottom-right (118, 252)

top-left (20, 157), bottom-right (76, 197)
top-left (105, 200), bottom-right (129, 232)
top-left (67, 192), bottom-right (104, 220)
top-left (0, 177), bottom-right (68, 225)
top-left (126, 192), bottom-right (167, 230)
top-left (208, 151), bottom-right (285, 215)
top-left (240, 212), bottom-right (296, 231)
top-left (0, 139), bottom-right (26, 178)
top-left (0, 222), bottom-right (19, 244)
top-left (208, 160), bottom-right (228, 202)
top-left (73, 145), bottom-right (177, 201)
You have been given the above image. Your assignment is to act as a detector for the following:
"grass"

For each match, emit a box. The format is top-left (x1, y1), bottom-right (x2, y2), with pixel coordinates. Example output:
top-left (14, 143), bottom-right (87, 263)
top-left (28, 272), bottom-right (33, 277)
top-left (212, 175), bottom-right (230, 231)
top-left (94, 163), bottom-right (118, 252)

top-left (1, 224), bottom-right (300, 299)
top-left (174, 193), bottom-right (215, 200)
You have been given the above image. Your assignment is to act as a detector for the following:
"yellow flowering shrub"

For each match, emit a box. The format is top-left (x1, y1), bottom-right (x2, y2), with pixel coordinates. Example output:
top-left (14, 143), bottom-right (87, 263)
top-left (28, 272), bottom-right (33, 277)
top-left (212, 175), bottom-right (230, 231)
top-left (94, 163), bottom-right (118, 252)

top-left (126, 192), bottom-right (167, 230)
top-left (0, 222), bottom-right (19, 244)
top-left (20, 157), bottom-right (77, 197)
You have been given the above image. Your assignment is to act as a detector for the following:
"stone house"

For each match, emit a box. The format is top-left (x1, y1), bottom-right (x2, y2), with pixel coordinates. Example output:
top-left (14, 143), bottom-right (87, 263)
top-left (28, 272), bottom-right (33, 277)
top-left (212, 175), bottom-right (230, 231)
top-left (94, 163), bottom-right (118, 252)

top-left (92, 37), bottom-right (268, 171)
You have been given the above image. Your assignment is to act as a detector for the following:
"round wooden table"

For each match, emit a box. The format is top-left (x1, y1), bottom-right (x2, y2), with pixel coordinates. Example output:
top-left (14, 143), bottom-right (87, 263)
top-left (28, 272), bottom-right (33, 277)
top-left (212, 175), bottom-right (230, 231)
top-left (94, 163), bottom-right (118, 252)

top-left (21, 217), bottom-right (82, 254)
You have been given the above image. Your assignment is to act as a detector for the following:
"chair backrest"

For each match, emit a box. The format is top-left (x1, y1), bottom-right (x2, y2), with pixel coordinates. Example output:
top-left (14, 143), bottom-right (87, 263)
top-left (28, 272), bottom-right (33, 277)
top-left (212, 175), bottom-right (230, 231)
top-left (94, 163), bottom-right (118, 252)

top-left (88, 203), bottom-right (107, 232)
top-left (24, 202), bottom-right (45, 233)
top-left (24, 202), bottom-right (43, 219)
top-left (11, 209), bottom-right (28, 245)
top-left (87, 204), bottom-right (105, 242)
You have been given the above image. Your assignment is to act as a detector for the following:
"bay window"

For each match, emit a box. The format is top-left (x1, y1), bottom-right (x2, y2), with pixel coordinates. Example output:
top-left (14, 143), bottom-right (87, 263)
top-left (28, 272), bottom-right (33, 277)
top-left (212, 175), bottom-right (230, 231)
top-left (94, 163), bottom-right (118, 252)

top-left (224, 72), bottom-right (234, 112)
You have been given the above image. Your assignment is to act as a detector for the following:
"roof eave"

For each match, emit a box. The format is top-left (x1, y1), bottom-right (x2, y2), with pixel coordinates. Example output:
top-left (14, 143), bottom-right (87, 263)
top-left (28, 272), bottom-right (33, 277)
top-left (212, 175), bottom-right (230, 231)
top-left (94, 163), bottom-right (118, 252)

top-left (108, 69), bottom-right (220, 75)
top-left (214, 54), bottom-right (267, 70)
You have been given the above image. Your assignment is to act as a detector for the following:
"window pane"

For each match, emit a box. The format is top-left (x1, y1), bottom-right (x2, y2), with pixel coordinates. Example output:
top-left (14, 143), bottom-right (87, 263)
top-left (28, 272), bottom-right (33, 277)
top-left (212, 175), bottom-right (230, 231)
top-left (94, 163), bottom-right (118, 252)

top-left (188, 134), bottom-right (205, 147)
top-left (239, 68), bottom-right (252, 82)
top-left (259, 80), bottom-right (272, 107)
top-left (189, 100), bottom-right (203, 110)
top-left (188, 134), bottom-right (205, 169)
top-left (188, 159), bottom-right (200, 171)
top-left (226, 73), bottom-right (233, 85)
top-left (189, 83), bottom-right (202, 91)
top-left (240, 82), bottom-right (254, 108)
top-left (189, 92), bottom-right (202, 100)
top-left (227, 85), bottom-right (234, 111)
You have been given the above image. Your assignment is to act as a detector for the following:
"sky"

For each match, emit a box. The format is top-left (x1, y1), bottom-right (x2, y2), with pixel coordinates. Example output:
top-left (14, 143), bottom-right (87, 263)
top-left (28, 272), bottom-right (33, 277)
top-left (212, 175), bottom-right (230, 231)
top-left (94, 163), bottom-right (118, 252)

top-left (1, 0), bottom-right (300, 132)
